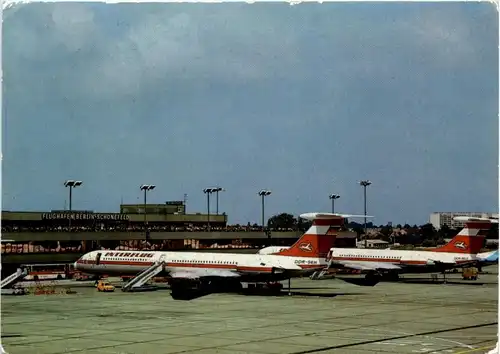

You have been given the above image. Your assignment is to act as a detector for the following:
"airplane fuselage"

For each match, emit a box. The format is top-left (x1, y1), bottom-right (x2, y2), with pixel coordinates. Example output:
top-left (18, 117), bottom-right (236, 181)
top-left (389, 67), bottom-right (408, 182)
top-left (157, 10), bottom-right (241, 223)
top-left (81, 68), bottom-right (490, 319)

top-left (329, 248), bottom-right (478, 272)
top-left (75, 249), bottom-right (327, 282)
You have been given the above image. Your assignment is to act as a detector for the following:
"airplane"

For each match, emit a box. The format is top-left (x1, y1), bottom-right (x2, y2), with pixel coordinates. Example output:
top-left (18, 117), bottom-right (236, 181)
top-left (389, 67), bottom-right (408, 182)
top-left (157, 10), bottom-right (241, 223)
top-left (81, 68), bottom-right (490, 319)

top-left (73, 212), bottom-right (373, 300)
top-left (475, 250), bottom-right (498, 271)
top-left (324, 216), bottom-right (498, 282)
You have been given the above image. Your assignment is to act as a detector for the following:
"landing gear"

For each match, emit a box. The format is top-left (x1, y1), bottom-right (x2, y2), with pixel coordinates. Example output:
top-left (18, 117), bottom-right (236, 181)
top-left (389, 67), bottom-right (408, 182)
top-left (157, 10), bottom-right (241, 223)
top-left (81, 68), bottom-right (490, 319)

top-left (265, 281), bottom-right (284, 294)
top-left (214, 279), bottom-right (243, 293)
top-left (169, 279), bottom-right (246, 300)
top-left (364, 271), bottom-right (382, 286)
top-left (382, 272), bottom-right (400, 282)
top-left (443, 271), bottom-right (448, 284)
top-left (170, 279), bottom-right (209, 300)
top-left (242, 281), bottom-right (287, 296)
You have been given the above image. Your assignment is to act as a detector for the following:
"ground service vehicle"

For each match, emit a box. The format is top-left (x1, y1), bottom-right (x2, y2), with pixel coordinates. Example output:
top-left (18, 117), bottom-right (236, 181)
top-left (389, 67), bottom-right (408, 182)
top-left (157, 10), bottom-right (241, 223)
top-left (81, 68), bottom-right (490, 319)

top-left (96, 280), bottom-right (115, 292)
top-left (462, 267), bottom-right (478, 280)
top-left (24, 263), bottom-right (74, 281)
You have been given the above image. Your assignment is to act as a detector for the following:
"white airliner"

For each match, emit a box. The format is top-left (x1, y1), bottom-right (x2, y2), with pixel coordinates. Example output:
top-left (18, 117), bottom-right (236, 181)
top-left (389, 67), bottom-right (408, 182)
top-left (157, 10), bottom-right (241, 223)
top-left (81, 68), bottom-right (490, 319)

top-left (475, 250), bottom-right (499, 271)
top-left (324, 216), bottom-right (498, 282)
top-left (74, 212), bottom-right (371, 299)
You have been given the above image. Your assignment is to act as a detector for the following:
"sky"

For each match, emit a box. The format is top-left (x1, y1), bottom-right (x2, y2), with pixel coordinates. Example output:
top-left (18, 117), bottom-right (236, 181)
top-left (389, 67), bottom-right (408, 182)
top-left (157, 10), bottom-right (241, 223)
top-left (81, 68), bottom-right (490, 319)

top-left (2, 2), bottom-right (499, 226)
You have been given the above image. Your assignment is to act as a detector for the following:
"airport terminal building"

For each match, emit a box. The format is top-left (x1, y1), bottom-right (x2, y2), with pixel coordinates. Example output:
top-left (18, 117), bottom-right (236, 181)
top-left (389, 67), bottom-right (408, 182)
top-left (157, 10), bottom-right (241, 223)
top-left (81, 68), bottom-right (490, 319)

top-left (430, 212), bottom-right (499, 230)
top-left (1, 201), bottom-right (357, 269)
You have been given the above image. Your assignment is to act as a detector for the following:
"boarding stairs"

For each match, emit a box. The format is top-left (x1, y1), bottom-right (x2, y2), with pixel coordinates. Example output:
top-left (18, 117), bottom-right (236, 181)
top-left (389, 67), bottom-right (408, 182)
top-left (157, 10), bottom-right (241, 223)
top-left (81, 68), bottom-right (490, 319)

top-left (1, 267), bottom-right (28, 289)
top-left (310, 254), bottom-right (334, 280)
top-left (310, 268), bottom-right (329, 280)
top-left (121, 260), bottom-right (166, 292)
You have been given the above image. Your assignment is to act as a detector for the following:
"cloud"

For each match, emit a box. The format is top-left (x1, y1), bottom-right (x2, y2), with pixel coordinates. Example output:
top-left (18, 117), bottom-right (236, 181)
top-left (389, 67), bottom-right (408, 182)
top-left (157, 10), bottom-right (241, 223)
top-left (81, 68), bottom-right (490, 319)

top-left (50, 3), bottom-right (96, 52)
top-left (2, 3), bottom-right (498, 224)
top-left (5, 3), bottom-right (493, 99)
top-left (4, 4), bottom-right (302, 98)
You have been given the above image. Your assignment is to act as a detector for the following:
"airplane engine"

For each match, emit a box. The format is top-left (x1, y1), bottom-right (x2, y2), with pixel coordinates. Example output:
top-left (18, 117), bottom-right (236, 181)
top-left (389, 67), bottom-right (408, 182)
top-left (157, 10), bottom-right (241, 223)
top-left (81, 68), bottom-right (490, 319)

top-left (169, 278), bottom-right (244, 300)
top-left (207, 278), bottom-right (243, 292)
top-left (169, 279), bottom-right (208, 300)
top-left (336, 271), bottom-right (381, 287)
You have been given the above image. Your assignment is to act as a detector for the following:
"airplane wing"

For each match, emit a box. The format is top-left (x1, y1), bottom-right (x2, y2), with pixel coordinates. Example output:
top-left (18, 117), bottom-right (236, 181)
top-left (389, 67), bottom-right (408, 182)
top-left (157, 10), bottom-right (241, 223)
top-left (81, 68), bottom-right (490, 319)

top-left (332, 260), bottom-right (402, 271)
top-left (167, 268), bottom-right (242, 301)
top-left (168, 268), bottom-right (240, 280)
top-left (478, 250), bottom-right (499, 262)
top-left (425, 259), bottom-right (458, 266)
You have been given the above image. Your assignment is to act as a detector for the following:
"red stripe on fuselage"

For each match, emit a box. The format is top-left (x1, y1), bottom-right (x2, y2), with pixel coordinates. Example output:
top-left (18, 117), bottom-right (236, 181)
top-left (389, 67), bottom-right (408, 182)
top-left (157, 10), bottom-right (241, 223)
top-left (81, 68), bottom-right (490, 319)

top-left (297, 264), bottom-right (322, 269)
top-left (77, 259), bottom-right (154, 266)
top-left (331, 257), bottom-right (472, 266)
top-left (313, 219), bottom-right (343, 226)
top-left (77, 259), bottom-right (284, 273)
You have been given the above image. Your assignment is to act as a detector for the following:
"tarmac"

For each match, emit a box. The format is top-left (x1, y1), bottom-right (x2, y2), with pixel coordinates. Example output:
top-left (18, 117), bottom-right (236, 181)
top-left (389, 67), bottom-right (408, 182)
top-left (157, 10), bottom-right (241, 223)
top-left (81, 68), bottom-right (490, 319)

top-left (1, 268), bottom-right (498, 354)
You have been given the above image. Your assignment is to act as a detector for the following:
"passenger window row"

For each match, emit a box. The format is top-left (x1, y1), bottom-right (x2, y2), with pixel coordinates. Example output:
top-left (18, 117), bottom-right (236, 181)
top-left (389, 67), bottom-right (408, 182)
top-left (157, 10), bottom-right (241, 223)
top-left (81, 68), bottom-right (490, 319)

top-left (172, 259), bottom-right (238, 265)
top-left (104, 257), bottom-right (145, 261)
top-left (340, 254), bottom-right (402, 260)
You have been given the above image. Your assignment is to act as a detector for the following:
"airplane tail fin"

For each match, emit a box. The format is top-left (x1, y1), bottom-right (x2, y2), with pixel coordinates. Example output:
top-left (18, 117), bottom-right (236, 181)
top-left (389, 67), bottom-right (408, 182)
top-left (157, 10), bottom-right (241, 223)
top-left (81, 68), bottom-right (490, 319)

top-left (433, 216), bottom-right (498, 254)
top-left (275, 213), bottom-right (373, 258)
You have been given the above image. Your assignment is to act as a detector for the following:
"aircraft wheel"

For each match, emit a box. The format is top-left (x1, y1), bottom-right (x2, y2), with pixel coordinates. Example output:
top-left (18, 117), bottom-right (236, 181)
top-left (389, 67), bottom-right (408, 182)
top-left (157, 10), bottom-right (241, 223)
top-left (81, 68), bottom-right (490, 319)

top-left (222, 280), bottom-right (243, 293)
top-left (389, 272), bottom-right (400, 281)
top-left (267, 282), bottom-right (283, 290)
top-left (364, 271), bottom-right (381, 286)
top-left (232, 281), bottom-right (243, 292)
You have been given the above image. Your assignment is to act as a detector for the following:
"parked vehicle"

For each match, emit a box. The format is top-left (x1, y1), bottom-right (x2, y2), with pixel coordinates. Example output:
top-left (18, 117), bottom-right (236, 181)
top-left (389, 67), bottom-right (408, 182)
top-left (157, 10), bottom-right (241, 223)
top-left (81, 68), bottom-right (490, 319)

top-left (462, 267), bottom-right (478, 280)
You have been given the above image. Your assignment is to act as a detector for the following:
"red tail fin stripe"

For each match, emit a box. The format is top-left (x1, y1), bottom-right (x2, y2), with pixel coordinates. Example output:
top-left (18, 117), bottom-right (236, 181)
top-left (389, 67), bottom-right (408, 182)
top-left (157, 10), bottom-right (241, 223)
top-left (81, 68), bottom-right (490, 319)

top-left (464, 222), bottom-right (493, 229)
top-left (308, 225), bottom-right (340, 234)
top-left (476, 229), bottom-right (490, 236)
top-left (313, 219), bottom-right (344, 226)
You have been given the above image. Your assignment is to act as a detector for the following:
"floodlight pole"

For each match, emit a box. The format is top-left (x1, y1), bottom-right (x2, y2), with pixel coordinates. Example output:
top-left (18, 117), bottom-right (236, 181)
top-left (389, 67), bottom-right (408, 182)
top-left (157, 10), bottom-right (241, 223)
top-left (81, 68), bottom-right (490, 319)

top-left (69, 187), bottom-right (72, 211)
top-left (203, 188), bottom-right (214, 231)
top-left (64, 180), bottom-right (83, 230)
top-left (329, 194), bottom-right (340, 213)
top-left (258, 190), bottom-right (272, 231)
top-left (214, 187), bottom-right (224, 215)
top-left (207, 191), bottom-right (211, 229)
top-left (140, 184), bottom-right (156, 236)
top-left (261, 195), bottom-right (265, 229)
top-left (143, 189), bottom-right (147, 226)
top-left (359, 180), bottom-right (372, 248)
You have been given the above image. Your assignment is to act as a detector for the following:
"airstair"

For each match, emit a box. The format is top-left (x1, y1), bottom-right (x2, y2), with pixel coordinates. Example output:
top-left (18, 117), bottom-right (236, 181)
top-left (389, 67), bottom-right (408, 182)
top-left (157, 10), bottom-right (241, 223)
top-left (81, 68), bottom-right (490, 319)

top-left (310, 255), bottom-right (334, 280)
top-left (1, 267), bottom-right (28, 289)
top-left (121, 261), bottom-right (165, 292)
top-left (310, 268), bottom-right (329, 280)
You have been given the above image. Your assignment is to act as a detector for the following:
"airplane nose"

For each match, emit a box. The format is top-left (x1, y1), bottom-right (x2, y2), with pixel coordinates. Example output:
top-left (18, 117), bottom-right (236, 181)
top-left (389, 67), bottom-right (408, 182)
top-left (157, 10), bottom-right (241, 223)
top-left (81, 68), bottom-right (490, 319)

top-left (73, 258), bottom-right (82, 269)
